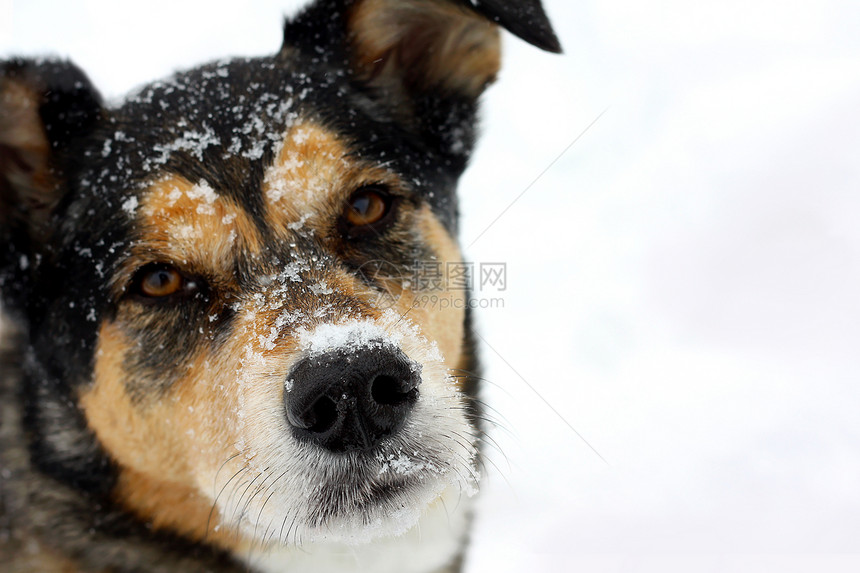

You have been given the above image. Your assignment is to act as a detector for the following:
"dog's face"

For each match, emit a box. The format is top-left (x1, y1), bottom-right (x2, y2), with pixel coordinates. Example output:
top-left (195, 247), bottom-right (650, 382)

top-left (76, 110), bottom-right (475, 549)
top-left (0, 0), bottom-right (558, 564)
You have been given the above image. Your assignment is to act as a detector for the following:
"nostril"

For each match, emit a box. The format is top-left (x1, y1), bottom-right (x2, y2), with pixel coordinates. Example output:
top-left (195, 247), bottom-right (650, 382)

top-left (288, 393), bottom-right (339, 433)
top-left (307, 396), bottom-right (338, 433)
top-left (371, 374), bottom-right (417, 406)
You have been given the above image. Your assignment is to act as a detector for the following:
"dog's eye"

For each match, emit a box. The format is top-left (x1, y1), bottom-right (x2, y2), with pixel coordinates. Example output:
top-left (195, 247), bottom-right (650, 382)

top-left (343, 186), bottom-right (395, 232)
top-left (131, 264), bottom-right (195, 299)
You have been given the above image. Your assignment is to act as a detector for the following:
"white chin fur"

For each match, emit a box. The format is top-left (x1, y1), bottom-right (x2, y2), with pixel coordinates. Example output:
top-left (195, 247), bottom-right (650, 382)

top-left (200, 310), bottom-right (479, 552)
top-left (247, 486), bottom-right (474, 573)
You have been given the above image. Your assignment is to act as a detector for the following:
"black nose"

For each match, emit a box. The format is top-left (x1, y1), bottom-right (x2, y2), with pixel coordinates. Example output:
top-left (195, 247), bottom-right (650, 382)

top-left (285, 345), bottom-right (420, 453)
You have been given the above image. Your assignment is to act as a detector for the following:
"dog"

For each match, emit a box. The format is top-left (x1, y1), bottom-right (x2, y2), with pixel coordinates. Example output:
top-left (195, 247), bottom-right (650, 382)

top-left (0, 1), bottom-right (559, 571)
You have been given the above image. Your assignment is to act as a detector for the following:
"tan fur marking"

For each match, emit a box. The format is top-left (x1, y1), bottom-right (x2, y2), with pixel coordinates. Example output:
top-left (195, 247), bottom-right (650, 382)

top-left (262, 121), bottom-right (399, 234)
top-left (114, 468), bottom-right (241, 548)
top-left (140, 175), bottom-right (262, 258)
top-left (80, 322), bottom-right (238, 549)
top-left (349, 0), bottom-right (501, 97)
top-left (80, 323), bottom-right (190, 482)
top-left (383, 205), bottom-right (466, 383)
top-left (112, 176), bottom-right (261, 297)
top-left (82, 315), bottom-right (317, 552)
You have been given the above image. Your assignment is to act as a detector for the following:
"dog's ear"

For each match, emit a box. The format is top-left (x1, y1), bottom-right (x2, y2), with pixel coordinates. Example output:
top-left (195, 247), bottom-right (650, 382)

top-left (1, 59), bottom-right (103, 308)
top-left (343, 0), bottom-right (560, 101)
top-left (283, 0), bottom-right (560, 170)
top-left (0, 59), bottom-right (103, 245)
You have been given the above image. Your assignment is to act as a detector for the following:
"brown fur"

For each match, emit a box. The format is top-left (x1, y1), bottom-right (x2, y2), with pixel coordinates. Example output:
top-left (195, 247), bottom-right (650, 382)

top-left (348, 0), bottom-right (501, 98)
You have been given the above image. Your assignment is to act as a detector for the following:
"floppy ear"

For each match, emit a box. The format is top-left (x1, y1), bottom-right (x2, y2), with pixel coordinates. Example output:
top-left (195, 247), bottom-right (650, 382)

top-left (0, 59), bottom-right (103, 241)
top-left (283, 0), bottom-right (560, 168)
top-left (344, 0), bottom-right (560, 101)
top-left (0, 59), bottom-right (103, 307)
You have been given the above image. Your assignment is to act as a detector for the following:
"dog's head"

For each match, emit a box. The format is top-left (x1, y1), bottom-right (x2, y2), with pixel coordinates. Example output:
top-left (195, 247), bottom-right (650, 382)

top-left (0, 0), bottom-right (558, 559)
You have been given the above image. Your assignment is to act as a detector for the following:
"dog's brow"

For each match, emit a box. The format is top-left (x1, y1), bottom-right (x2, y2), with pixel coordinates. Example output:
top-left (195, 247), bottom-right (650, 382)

top-left (127, 175), bottom-right (262, 277)
top-left (261, 121), bottom-right (400, 235)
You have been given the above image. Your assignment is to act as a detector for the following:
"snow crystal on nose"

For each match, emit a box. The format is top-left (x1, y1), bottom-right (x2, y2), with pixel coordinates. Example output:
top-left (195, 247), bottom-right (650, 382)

top-left (295, 310), bottom-right (444, 370)
top-left (297, 319), bottom-right (396, 357)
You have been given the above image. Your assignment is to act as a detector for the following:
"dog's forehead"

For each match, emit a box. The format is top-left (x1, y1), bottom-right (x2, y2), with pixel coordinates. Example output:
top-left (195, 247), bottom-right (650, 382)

top-left (126, 120), bottom-right (401, 277)
top-left (84, 56), bottom-right (459, 233)
top-left (105, 58), bottom-right (337, 211)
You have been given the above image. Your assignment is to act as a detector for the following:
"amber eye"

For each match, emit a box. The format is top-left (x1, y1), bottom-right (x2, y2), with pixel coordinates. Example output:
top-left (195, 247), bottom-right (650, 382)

top-left (133, 264), bottom-right (188, 298)
top-left (345, 187), bottom-right (391, 229)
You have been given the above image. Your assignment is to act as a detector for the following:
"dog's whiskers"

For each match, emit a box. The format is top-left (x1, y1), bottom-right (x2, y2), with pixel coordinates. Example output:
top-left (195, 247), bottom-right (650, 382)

top-left (229, 467), bottom-right (269, 531)
top-left (206, 462), bottom-right (250, 542)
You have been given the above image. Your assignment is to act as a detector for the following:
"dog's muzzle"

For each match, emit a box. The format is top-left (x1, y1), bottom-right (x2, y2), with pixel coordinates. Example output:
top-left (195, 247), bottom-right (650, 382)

top-left (285, 345), bottom-right (421, 453)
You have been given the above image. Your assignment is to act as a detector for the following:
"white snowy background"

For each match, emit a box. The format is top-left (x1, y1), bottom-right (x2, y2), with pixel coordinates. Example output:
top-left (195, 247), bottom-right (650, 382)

top-left (3, 1), bottom-right (860, 572)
